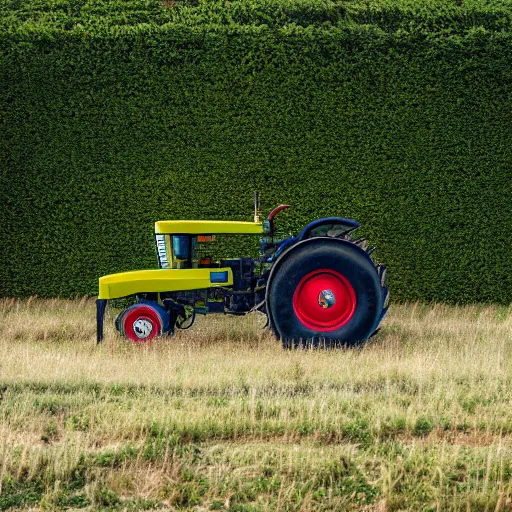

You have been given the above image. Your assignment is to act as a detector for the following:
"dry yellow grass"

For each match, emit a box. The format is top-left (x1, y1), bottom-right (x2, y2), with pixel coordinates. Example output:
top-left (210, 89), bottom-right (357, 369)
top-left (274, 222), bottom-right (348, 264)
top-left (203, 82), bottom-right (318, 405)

top-left (0, 298), bottom-right (511, 511)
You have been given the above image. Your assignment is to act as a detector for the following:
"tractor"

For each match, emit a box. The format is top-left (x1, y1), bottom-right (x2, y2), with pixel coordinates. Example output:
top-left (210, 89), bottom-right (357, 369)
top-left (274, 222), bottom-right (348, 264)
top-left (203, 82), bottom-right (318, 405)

top-left (96, 195), bottom-right (389, 347)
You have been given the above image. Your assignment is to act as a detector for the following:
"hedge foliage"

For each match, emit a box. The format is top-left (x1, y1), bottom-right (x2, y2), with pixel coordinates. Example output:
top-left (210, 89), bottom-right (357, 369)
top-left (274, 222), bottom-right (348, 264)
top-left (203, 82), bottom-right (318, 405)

top-left (1, 0), bottom-right (511, 303)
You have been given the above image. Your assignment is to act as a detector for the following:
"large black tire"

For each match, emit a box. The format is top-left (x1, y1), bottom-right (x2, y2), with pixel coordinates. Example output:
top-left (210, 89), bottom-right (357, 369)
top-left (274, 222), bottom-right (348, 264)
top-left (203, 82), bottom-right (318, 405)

top-left (267, 238), bottom-right (387, 348)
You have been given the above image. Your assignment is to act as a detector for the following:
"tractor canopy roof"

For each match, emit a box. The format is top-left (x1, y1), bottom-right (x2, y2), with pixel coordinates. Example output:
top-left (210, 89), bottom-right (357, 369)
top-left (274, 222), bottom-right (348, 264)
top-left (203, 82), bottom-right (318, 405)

top-left (155, 220), bottom-right (264, 235)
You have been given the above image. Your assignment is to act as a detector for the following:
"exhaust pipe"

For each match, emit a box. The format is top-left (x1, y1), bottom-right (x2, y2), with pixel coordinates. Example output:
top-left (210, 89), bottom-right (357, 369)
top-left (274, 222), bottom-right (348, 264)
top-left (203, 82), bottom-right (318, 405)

top-left (253, 191), bottom-right (260, 223)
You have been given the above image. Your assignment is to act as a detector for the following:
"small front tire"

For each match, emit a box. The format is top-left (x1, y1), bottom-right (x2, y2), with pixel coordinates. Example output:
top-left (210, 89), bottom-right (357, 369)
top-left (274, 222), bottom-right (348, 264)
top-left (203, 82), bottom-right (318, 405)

top-left (117, 304), bottom-right (164, 343)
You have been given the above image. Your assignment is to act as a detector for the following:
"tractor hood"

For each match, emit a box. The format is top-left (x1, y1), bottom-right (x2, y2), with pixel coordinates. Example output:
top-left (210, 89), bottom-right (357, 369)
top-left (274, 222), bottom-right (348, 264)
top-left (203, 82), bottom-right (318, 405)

top-left (155, 220), bottom-right (264, 235)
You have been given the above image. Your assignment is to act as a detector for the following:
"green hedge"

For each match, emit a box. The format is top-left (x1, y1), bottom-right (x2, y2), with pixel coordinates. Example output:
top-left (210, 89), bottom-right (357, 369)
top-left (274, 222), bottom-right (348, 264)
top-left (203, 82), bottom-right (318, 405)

top-left (1, 0), bottom-right (511, 303)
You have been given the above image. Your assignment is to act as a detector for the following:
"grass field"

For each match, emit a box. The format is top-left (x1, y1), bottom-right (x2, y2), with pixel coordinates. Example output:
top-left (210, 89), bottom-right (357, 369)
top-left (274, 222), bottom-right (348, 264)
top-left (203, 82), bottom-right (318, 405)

top-left (0, 299), bottom-right (511, 511)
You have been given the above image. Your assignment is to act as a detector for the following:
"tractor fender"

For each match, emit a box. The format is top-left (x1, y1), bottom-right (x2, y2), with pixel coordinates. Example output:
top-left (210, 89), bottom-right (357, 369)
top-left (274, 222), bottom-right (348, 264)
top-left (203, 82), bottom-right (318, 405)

top-left (264, 236), bottom-right (375, 334)
top-left (295, 217), bottom-right (360, 241)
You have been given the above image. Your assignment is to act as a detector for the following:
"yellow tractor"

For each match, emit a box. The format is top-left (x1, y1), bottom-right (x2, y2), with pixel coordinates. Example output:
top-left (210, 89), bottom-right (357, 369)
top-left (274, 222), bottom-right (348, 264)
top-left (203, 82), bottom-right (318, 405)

top-left (97, 195), bottom-right (388, 347)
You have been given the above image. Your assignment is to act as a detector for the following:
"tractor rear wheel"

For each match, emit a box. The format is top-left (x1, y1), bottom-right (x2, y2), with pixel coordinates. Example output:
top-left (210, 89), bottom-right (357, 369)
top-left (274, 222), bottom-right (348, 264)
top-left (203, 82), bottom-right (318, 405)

top-left (267, 239), bottom-right (387, 347)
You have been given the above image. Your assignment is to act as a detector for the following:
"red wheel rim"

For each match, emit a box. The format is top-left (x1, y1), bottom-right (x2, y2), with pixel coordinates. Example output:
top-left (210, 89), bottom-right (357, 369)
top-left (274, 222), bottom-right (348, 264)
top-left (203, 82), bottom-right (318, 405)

top-left (122, 305), bottom-right (162, 343)
top-left (292, 269), bottom-right (356, 331)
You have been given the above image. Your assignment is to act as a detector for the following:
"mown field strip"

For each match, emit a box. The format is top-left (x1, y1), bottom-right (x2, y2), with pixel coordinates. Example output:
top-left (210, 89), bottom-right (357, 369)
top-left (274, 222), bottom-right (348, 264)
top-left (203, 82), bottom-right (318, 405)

top-left (0, 299), bottom-right (511, 510)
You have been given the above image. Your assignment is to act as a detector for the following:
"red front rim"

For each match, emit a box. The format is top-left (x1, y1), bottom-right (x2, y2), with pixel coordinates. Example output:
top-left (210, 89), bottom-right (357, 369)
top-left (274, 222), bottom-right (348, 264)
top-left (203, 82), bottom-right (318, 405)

top-left (122, 306), bottom-right (162, 343)
top-left (292, 269), bottom-right (356, 331)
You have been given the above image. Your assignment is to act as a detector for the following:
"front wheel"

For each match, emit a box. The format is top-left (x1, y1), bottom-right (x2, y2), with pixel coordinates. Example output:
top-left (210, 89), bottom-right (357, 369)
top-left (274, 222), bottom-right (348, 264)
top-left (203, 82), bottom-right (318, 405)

top-left (116, 303), bottom-right (165, 343)
top-left (267, 239), bottom-right (387, 347)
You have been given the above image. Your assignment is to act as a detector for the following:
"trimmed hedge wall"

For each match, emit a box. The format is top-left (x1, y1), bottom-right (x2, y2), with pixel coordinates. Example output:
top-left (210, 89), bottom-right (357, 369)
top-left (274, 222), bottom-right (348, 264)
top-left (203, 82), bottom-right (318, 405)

top-left (1, 0), bottom-right (511, 303)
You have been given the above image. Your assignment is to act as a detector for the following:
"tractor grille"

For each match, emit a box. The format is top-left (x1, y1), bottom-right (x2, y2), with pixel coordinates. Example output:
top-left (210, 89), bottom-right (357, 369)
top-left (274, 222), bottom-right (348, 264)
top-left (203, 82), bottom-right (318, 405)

top-left (155, 234), bottom-right (171, 268)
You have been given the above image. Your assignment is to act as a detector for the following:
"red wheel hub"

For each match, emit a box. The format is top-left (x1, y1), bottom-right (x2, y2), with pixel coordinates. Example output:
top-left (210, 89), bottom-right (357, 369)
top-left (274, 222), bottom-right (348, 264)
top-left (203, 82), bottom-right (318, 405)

top-left (122, 305), bottom-right (162, 343)
top-left (292, 269), bottom-right (356, 331)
